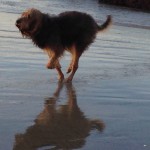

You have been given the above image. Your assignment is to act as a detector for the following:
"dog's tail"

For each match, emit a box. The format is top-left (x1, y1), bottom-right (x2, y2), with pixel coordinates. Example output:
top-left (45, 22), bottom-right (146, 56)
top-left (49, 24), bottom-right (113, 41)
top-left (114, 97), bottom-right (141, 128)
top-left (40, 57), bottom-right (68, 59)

top-left (97, 15), bottom-right (112, 32)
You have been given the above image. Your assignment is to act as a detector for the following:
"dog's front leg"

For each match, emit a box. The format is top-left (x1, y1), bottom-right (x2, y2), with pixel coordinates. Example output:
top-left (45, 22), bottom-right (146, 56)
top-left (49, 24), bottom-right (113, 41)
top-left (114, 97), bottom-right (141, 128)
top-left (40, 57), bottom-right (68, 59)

top-left (45, 49), bottom-right (64, 81)
top-left (46, 57), bottom-right (57, 69)
top-left (45, 48), bottom-right (57, 69)
top-left (47, 59), bottom-right (64, 81)
top-left (56, 67), bottom-right (64, 81)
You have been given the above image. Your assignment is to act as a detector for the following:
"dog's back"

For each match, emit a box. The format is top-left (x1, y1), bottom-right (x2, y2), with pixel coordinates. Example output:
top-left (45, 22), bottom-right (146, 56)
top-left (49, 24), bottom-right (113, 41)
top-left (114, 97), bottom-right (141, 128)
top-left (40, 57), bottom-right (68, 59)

top-left (56, 11), bottom-right (111, 53)
top-left (57, 11), bottom-right (99, 52)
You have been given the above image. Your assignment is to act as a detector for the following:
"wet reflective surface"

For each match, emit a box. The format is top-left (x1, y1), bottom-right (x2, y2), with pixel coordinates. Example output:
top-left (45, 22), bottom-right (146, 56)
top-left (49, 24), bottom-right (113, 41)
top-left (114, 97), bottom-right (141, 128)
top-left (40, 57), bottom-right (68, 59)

top-left (0, 0), bottom-right (150, 150)
top-left (13, 83), bottom-right (104, 150)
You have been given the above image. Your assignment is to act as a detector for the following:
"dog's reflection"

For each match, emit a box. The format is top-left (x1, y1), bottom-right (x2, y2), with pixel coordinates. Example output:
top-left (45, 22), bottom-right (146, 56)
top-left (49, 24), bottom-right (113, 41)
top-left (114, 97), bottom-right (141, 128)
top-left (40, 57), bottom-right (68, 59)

top-left (13, 82), bottom-right (105, 150)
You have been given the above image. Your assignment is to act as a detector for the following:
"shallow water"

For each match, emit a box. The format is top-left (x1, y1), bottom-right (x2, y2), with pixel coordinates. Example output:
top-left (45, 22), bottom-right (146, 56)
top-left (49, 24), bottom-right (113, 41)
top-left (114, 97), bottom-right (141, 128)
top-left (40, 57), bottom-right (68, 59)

top-left (0, 0), bottom-right (150, 150)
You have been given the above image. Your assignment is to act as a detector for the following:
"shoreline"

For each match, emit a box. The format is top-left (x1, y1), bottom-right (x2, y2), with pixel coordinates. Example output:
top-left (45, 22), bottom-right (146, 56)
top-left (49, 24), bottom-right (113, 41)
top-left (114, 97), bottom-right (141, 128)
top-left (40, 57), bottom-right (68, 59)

top-left (99, 0), bottom-right (150, 12)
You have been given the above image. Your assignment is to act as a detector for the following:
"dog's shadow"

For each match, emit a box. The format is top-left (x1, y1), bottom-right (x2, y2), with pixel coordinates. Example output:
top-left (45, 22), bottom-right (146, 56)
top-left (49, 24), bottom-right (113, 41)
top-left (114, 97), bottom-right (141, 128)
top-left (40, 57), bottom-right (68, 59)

top-left (13, 82), bottom-right (105, 150)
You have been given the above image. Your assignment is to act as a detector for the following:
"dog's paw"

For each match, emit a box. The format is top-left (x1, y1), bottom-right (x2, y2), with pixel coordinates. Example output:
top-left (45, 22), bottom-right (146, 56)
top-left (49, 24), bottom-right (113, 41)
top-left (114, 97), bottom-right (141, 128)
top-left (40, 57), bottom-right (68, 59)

top-left (66, 68), bottom-right (72, 74)
top-left (46, 62), bottom-right (55, 69)
top-left (65, 76), bottom-right (73, 82)
top-left (58, 74), bottom-right (64, 82)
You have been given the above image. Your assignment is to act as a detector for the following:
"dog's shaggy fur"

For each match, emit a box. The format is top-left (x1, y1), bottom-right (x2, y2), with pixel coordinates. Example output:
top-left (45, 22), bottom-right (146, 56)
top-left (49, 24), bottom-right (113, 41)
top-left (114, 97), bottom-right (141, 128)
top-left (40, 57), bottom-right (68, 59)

top-left (16, 8), bottom-right (112, 81)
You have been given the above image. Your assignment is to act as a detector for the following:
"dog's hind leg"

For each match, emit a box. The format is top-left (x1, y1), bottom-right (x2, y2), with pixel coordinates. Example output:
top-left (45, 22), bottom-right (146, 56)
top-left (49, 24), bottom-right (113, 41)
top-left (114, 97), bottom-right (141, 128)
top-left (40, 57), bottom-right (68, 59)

top-left (66, 56), bottom-right (74, 74)
top-left (66, 46), bottom-right (81, 82)
top-left (66, 47), bottom-right (74, 74)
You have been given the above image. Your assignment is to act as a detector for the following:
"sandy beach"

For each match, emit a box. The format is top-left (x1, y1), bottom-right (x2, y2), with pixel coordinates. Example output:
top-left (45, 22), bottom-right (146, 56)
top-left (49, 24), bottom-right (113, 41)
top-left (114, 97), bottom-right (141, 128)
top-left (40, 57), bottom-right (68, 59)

top-left (0, 0), bottom-right (150, 150)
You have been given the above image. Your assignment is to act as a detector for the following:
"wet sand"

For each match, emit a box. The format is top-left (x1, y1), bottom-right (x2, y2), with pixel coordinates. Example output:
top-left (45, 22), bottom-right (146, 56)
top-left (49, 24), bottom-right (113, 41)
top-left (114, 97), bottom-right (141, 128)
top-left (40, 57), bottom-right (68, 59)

top-left (0, 11), bottom-right (150, 150)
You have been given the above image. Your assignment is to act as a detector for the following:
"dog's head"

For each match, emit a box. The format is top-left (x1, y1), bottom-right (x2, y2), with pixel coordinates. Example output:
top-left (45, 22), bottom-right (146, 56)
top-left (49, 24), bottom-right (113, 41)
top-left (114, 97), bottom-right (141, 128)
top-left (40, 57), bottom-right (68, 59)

top-left (16, 8), bottom-right (43, 37)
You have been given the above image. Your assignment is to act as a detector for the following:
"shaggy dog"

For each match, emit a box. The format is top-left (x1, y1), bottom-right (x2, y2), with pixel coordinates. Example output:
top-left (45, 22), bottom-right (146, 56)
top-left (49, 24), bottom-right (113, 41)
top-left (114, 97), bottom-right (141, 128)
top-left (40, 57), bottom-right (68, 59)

top-left (16, 8), bottom-right (112, 82)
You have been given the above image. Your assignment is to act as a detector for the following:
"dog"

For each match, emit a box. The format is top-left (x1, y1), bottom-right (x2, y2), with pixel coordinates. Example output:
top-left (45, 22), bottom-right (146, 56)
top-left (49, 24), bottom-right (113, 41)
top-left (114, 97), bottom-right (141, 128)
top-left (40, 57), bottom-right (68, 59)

top-left (16, 8), bottom-right (112, 82)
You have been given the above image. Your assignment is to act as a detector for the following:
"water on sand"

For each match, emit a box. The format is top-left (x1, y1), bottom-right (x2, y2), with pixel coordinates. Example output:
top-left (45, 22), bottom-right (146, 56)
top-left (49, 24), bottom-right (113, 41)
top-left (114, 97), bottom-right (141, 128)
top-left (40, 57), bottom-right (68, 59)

top-left (0, 0), bottom-right (150, 150)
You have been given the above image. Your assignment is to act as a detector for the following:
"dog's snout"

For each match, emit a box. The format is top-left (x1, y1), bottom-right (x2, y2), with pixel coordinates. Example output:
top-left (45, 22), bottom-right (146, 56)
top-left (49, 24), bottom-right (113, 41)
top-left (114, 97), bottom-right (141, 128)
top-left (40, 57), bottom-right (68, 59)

top-left (16, 18), bottom-right (22, 27)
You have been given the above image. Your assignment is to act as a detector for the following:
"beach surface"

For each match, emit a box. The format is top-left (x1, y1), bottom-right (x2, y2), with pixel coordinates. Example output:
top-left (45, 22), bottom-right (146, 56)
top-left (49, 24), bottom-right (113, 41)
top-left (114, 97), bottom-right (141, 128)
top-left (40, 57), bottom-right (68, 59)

top-left (0, 0), bottom-right (150, 150)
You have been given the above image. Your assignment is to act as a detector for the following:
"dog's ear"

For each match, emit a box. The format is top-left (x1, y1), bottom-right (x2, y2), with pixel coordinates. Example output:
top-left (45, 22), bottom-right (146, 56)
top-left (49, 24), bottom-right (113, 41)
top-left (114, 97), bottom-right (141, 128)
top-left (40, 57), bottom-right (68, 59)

top-left (29, 10), bottom-right (44, 35)
top-left (29, 20), bottom-right (42, 35)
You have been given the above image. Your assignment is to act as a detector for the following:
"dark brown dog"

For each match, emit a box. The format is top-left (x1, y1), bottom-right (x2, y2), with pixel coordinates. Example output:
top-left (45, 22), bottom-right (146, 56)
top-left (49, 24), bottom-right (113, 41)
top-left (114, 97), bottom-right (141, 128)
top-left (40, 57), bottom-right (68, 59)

top-left (16, 8), bottom-right (112, 82)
